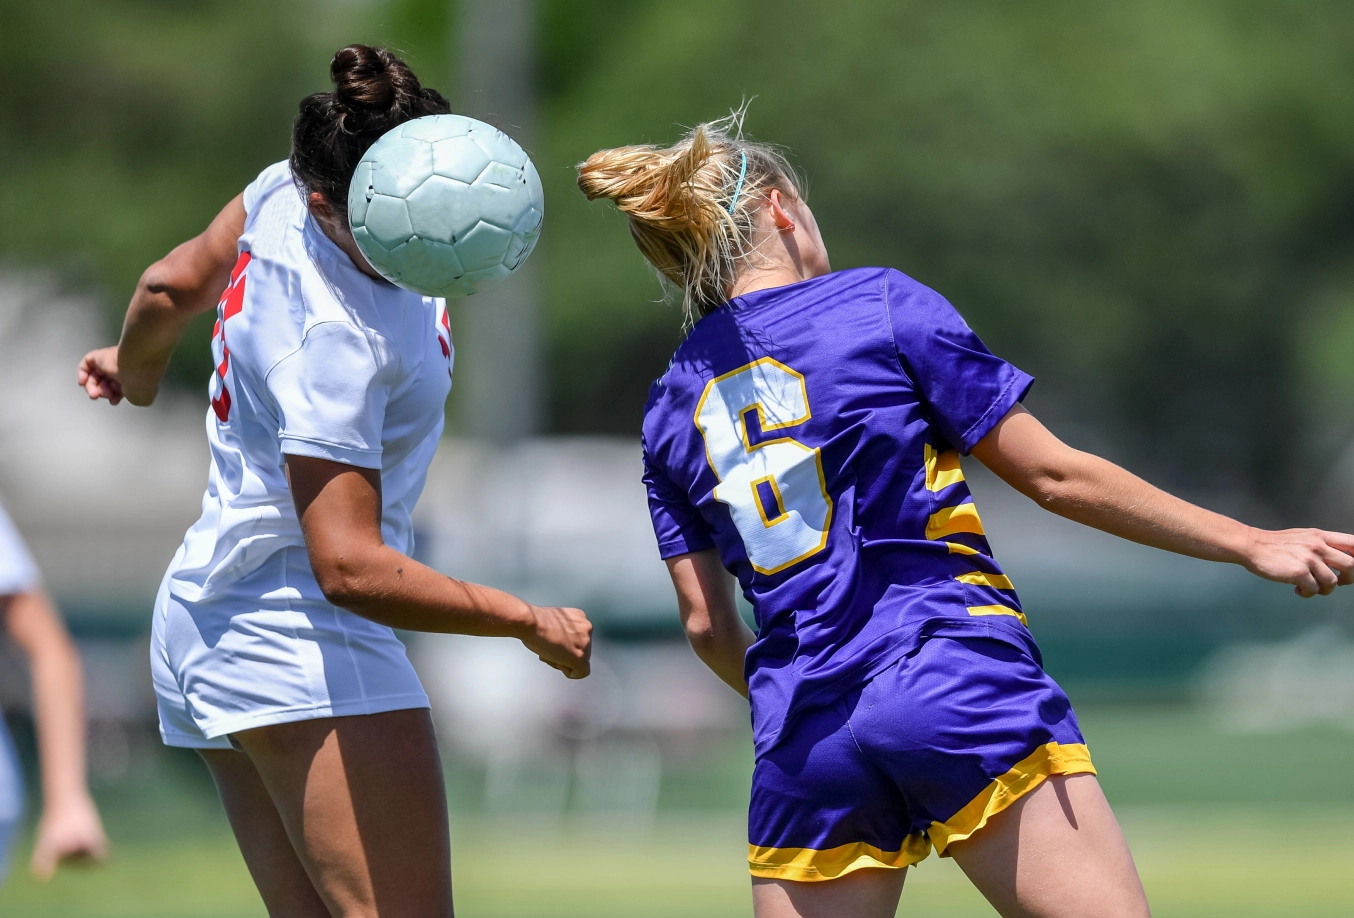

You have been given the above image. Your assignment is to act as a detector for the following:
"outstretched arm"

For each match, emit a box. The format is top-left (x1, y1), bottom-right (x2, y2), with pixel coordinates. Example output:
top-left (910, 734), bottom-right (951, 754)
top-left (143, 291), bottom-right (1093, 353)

top-left (77, 194), bottom-right (246, 406)
top-left (971, 405), bottom-right (1354, 597)
top-left (665, 549), bottom-right (755, 697)
top-left (286, 455), bottom-right (593, 678)
top-left (3, 591), bottom-right (108, 880)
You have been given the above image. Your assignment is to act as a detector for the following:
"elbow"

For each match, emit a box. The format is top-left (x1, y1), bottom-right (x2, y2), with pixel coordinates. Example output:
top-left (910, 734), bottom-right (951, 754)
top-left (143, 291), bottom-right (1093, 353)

top-left (311, 556), bottom-right (372, 610)
top-left (1028, 476), bottom-right (1066, 511)
top-left (138, 263), bottom-right (179, 303)
top-left (682, 615), bottom-right (717, 658)
top-left (138, 261), bottom-right (202, 314)
top-left (1023, 461), bottom-right (1080, 512)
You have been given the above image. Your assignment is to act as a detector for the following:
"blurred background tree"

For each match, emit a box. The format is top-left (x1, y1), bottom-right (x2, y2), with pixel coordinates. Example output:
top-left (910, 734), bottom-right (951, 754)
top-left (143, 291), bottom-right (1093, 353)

top-left (4, 0), bottom-right (1354, 514)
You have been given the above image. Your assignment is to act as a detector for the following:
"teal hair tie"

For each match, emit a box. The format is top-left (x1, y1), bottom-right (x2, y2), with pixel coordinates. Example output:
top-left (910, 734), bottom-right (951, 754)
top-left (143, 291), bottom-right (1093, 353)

top-left (727, 151), bottom-right (748, 215)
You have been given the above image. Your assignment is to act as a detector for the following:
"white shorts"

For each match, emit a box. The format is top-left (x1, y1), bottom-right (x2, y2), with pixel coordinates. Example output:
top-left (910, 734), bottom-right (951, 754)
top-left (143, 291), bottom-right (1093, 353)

top-left (151, 546), bottom-right (429, 749)
top-left (0, 718), bottom-right (23, 886)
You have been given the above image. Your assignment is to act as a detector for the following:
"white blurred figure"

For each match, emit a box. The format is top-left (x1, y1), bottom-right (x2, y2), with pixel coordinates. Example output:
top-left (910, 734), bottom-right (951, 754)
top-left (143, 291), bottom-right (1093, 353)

top-left (0, 500), bottom-right (107, 884)
top-left (415, 634), bottom-right (626, 817)
top-left (413, 634), bottom-right (746, 825)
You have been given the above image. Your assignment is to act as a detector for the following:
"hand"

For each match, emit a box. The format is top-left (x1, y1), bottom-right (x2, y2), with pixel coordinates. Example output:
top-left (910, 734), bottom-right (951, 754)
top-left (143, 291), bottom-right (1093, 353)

top-left (1242, 528), bottom-right (1354, 597)
top-left (30, 793), bottom-right (109, 881)
top-left (522, 606), bottom-right (593, 679)
top-left (76, 347), bottom-right (125, 405)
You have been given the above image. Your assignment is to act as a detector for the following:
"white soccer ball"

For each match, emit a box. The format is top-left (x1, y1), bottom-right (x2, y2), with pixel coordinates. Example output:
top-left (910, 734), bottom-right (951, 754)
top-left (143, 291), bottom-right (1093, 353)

top-left (347, 114), bottom-right (544, 298)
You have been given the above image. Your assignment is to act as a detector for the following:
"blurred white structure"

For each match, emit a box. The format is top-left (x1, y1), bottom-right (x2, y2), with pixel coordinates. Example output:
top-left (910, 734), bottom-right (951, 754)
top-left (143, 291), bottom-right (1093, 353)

top-left (0, 274), bottom-right (207, 610)
top-left (1198, 626), bottom-right (1354, 732)
top-left (413, 634), bottom-right (743, 818)
top-left (412, 438), bottom-right (677, 619)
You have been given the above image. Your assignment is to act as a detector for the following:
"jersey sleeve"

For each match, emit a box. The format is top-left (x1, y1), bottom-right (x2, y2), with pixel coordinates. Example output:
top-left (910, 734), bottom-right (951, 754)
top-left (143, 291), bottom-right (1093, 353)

top-left (884, 270), bottom-right (1034, 454)
top-left (0, 501), bottom-right (41, 595)
top-left (267, 322), bottom-right (395, 469)
top-left (642, 435), bottom-right (716, 560)
top-left (242, 160), bottom-right (294, 216)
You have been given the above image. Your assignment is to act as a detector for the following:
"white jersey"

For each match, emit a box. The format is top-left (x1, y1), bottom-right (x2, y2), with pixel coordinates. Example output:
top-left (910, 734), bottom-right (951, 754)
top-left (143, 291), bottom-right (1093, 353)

top-left (0, 500), bottom-right (40, 596)
top-left (166, 162), bottom-right (454, 603)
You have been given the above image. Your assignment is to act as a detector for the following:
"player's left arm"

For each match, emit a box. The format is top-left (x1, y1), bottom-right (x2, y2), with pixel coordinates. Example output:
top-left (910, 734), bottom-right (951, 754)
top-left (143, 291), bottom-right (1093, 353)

top-left (971, 404), bottom-right (1354, 598)
top-left (665, 549), bottom-right (754, 697)
top-left (77, 194), bottom-right (246, 407)
top-left (3, 591), bottom-right (109, 880)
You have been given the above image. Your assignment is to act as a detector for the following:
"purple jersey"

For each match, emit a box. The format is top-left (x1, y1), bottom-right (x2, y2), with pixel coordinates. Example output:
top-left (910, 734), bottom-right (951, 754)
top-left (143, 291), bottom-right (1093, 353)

top-left (642, 267), bottom-right (1034, 753)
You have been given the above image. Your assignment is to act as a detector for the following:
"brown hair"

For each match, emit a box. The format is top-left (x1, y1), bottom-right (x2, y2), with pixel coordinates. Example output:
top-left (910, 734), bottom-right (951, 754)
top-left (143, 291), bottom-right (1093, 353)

top-left (290, 44), bottom-right (451, 218)
top-left (577, 113), bottom-right (803, 325)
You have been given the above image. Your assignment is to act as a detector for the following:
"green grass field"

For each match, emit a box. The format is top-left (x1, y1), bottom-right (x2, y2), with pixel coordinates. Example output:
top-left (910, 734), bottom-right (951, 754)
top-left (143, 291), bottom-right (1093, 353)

top-left (2, 704), bottom-right (1353, 917)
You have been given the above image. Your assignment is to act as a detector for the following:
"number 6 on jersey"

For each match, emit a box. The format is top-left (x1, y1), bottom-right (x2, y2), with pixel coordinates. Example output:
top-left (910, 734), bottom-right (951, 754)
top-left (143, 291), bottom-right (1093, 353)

top-left (695, 358), bottom-right (833, 575)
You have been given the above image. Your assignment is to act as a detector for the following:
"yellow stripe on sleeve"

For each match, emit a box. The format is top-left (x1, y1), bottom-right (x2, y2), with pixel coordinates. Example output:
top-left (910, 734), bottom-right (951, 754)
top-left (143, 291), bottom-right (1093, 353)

top-left (966, 604), bottom-right (1028, 626)
top-left (956, 571), bottom-right (1015, 591)
top-left (924, 444), bottom-right (965, 492)
top-left (946, 541), bottom-right (980, 556)
top-left (926, 502), bottom-right (985, 540)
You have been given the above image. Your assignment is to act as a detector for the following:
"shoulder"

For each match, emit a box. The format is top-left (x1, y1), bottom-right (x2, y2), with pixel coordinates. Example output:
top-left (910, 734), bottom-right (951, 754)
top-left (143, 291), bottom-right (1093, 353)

top-left (266, 319), bottom-right (399, 393)
top-left (877, 267), bottom-right (948, 306)
top-left (242, 160), bottom-right (297, 216)
top-left (875, 268), bottom-right (970, 337)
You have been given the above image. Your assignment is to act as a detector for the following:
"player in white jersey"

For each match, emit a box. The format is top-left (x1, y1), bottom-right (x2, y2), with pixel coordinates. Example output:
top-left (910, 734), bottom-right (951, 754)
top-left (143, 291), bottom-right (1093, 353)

top-left (0, 500), bottom-right (108, 885)
top-left (76, 45), bottom-right (591, 917)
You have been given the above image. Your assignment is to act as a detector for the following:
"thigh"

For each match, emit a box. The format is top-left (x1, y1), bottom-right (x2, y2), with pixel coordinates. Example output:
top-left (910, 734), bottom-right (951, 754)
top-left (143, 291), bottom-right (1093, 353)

top-left (199, 747), bottom-right (329, 918)
top-left (752, 869), bottom-right (906, 918)
top-left (232, 708), bottom-right (453, 918)
top-left (948, 774), bottom-right (1149, 918)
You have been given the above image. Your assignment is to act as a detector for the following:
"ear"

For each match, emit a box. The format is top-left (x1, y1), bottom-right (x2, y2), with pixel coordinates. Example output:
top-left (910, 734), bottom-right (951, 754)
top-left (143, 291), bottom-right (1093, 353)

top-left (307, 192), bottom-right (336, 222)
top-left (767, 189), bottom-right (796, 233)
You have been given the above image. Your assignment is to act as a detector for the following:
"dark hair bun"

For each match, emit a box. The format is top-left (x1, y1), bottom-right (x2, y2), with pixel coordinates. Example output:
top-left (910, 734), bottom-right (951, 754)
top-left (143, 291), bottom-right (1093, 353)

top-left (331, 44), bottom-right (415, 113)
top-left (290, 44), bottom-right (451, 216)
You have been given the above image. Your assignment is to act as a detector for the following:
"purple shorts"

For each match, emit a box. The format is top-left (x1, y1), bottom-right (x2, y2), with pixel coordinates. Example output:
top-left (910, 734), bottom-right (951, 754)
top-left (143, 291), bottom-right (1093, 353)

top-left (747, 623), bottom-right (1096, 881)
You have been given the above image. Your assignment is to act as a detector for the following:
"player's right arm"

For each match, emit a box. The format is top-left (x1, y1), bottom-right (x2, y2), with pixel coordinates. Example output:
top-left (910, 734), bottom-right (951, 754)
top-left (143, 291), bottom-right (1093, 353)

top-left (665, 549), bottom-right (754, 698)
top-left (286, 454), bottom-right (593, 679)
top-left (77, 194), bottom-right (246, 407)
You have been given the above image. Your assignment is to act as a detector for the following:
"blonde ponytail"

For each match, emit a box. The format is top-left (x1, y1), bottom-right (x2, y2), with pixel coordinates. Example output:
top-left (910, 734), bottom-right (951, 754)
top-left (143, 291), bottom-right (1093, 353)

top-left (577, 112), bottom-right (802, 325)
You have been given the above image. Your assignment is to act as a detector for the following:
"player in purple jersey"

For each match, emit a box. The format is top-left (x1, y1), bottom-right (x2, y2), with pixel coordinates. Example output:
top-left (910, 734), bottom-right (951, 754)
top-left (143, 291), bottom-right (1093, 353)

top-left (578, 116), bottom-right (1354, 918)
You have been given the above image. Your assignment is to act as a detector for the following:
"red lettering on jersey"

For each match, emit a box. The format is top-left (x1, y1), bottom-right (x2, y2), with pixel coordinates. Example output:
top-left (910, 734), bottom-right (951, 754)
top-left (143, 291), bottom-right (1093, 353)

top-left (210, 251), bottom-right (252, 423)
top-left (437, 304), bottom-right (453, 379)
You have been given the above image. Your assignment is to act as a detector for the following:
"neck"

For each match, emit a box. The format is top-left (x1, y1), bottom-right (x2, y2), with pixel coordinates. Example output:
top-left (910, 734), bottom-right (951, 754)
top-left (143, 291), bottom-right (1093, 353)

top-left (729, 263), bottom-right (811, 300)
top-left (312, 213), bottom-right (387, 282)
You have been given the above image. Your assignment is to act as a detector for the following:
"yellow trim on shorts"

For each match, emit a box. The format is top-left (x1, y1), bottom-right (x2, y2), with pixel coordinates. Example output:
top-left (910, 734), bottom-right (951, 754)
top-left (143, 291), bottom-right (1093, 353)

top-left (929, 741), bottom-right (1097, 856)
top-left (748, 833), bottom-right (932, 882)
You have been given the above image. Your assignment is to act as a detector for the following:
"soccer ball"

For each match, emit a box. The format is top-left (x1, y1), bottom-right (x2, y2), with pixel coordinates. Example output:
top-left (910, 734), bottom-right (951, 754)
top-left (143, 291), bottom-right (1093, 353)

top-left (347, 114), bottom-right (544, 298)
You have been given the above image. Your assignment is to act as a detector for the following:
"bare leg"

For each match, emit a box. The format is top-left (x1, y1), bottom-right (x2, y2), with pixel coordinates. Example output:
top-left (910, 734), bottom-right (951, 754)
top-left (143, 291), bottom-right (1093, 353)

top-left (948, 774), bottom-right (1150, 918)
top-left (751, 868), bottom-right (906, 918)
top-left (231, 708), bottom-right (454, 918)
top-left (199, 747), bottom-right (330, 918)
